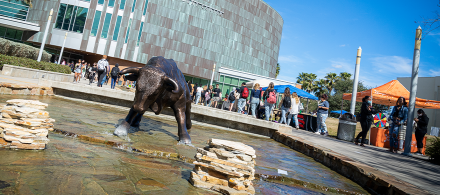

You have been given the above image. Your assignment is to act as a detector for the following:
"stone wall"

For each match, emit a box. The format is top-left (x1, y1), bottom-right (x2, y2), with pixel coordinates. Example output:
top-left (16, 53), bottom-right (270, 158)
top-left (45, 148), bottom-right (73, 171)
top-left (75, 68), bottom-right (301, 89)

top-left (1, 64), bottom-right (74, 83)
top-left (0, 83), bottom-right (54, 96)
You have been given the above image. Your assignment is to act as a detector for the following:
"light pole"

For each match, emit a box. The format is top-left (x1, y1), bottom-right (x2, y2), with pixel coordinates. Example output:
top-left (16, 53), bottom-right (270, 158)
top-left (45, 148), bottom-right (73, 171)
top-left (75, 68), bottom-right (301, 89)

top-left (210, 63), bottom-right (216, 86)
top-left (37, 8), bottom-right (53, 62)
top-left (350, 46), bottom-right (362, 115)
top-left (58, 32), bottom-right (68, 65)
top-left (402, 26), bottom-right (422, 156)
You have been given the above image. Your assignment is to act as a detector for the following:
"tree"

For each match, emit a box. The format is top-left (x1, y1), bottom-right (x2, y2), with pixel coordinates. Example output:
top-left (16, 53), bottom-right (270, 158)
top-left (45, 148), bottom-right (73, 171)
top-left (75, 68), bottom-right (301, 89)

top-left (275, 63), bottom-right (280, 78)
top-left (296, 72), bottom-right (316, 93)
top-left (415, 2), bottom-right (439, 39)
top-left (339, 72), bottom-right (352, 81)
top-left (312, 79), bottom-right (328, 98)
top-left (325, 72), bottom-right (339, 94)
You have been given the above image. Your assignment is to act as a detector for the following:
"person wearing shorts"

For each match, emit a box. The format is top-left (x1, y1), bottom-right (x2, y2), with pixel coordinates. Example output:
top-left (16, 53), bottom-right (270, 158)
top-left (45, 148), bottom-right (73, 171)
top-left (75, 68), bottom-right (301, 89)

top-left (211, 84), bottom-right (222, 108)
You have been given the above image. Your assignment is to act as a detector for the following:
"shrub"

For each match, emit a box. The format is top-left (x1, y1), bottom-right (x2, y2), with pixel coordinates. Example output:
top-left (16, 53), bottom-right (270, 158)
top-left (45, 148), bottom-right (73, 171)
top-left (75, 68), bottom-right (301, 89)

top-left (0, 38), bottom-right (51, 62)
top-left (0, 54), bottom-right (71, 74)
top-left (425, 137), bottom-right (440, 165)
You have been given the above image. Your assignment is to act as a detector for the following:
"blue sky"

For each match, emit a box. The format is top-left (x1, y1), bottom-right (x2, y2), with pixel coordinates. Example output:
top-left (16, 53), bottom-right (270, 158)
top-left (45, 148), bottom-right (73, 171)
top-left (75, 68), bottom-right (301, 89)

top-left (264, 0), bottom-right (440, 88)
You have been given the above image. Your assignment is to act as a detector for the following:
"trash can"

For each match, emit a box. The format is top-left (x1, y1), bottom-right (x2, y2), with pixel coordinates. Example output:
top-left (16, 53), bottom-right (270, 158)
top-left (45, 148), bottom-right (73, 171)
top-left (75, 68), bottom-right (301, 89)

top-left (337, 113), bottom-right (357, 142)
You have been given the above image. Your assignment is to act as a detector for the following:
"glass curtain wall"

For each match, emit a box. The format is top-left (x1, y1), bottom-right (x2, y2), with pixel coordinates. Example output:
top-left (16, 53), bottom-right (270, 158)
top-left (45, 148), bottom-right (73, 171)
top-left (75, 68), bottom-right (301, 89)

top-left (108, 0), bottom-right (115, 7)
top-left (112, 15), bottom-right (122, 41)
top-left (125, 19), bottom-right (132, 43)
top-left (100, 13), bottom-right (112, 38)
top-left (90, 10), bottom-right (102, 36)
top-left (137, 22), bottom-right (143, 46)
top-left (55, 3), bottom-right (88, 33)
top-left (143, 0), bottom-right (149, 15)
top-left (0, 0), bottom-right (29, 21)
top-left (131, 0), bottom-right (137, 12)
top-left (120, 0), bottom-right (126, 9)
top-left (0, 26), bottom-right (23, 42)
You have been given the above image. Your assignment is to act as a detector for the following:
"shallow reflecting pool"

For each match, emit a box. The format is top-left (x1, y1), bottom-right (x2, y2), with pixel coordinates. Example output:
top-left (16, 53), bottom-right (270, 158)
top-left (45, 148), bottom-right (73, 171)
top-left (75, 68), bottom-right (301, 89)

top-left (0, 95), bottom-right (369, 194)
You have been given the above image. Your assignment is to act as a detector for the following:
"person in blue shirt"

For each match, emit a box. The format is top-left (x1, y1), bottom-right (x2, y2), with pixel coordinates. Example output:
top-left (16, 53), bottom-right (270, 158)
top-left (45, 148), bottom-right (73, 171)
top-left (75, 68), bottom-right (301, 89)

top-left (388, 97), bottom-right (409, 153)
top-left (316, 94), bottom-right (329, 136)
top-left (249, 83), bottom-right (262, 118)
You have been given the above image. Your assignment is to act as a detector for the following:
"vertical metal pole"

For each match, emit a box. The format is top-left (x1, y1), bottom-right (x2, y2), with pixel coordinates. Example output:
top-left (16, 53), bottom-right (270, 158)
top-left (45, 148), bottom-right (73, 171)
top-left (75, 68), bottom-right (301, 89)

top-left (37, 9), bottom-right (53, 62)
top-left (350, 47), bottom-right (362, 115)
top-left (369, 88), bottom-right (373, 145)
top-left (210, 63), bottom-right (216, 86)
top-left (58, 32), bottom-right (68, 65)
top-left (402, 26), bottom-right (422, 156)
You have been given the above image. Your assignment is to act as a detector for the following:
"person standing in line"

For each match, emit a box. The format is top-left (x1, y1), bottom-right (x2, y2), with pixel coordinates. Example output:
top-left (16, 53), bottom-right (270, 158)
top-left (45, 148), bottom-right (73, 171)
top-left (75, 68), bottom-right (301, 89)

top-left (388, 97), bottom-right (408, 153)
top-left (228, 87), bottom-right (238, 111)
top-left (73, 59), bottom-right (82, 83)
top-left (355, 96), bottom-right (375, 147)
top-left (414, 109), bottom-right (429, 155)
top-left (250, 83), bottom-right (262, 118)
top-left (287, 92), bottom-right (300, 130)
top-left (110, 63), bottom-right (120, 89)
top-left (205, 85), bottom-right (213, 107)
top-left (278, 87), bottom-right (291, 124)
top-left (97, 55), bottom-right (109, 87)
top-left (192, 83), bottom-right (198, 102)
top-left (81, 62), bottom-right (87, 82)
top-left (237, 82), bottom-right (249, 113)
top-left (195, 84), bottom-right (203, 104)
top-left (211, 84), bottom-right (222, 108)
top-left (263, 82), bottom-right (277, 121)
top-left (316, 94), bottom-right (329, 136)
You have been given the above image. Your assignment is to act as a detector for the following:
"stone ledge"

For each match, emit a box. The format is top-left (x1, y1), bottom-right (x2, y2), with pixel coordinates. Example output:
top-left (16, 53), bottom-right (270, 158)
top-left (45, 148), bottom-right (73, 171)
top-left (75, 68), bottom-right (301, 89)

top-left (0, 82), bottom-right (54, 96)
top-left (271, 132), bottom-right (432, 195)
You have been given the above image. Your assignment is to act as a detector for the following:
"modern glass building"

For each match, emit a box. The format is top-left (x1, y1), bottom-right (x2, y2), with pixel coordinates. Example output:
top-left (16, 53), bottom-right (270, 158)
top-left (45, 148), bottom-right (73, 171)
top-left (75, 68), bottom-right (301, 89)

top-left (1, 0), bottom-right (294, 95)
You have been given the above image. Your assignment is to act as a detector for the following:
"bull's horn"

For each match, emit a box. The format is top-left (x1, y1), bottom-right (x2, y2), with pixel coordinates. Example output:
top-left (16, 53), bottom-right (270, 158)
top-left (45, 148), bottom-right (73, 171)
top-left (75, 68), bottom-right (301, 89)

top-left (164, 77), bottom-right (180, 94)
top-left (119, 67), bottom-right (140, 75)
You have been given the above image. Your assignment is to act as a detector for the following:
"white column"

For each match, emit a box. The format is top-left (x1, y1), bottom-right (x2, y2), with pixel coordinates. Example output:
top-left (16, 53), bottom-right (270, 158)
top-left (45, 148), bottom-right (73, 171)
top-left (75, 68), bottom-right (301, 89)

top-left (37, 9), bottom-right (53, 62)
top-left (350, 47), bottom-right (362, 115)
top-left (58, 32), bottom-right (68, 64)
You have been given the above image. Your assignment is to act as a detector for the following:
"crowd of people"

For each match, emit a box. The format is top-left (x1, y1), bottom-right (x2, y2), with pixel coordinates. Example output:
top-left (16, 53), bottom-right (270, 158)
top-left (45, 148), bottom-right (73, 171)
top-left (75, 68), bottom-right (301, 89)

top-left (188, 81), bottom-right (311, 131)
top-left (55, 56), bottom-right (132, 89)
top-left (354, 96), bottom-right (429, 155)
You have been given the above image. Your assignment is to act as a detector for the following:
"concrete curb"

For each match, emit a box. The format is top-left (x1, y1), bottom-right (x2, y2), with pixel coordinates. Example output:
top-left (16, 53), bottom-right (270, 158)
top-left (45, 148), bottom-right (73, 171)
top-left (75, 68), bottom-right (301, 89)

top-left (271, 132), bottom-right (432, 195)
top-left (1, 64), bottom-right (74, 83)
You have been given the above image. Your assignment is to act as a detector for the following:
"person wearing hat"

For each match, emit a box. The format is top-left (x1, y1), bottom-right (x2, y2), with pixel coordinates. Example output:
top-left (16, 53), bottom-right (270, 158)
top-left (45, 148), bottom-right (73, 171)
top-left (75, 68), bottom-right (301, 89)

top-left (97, 55), bottom-right (109, 87)
top-left (237, 82), bottom-right (249, 113)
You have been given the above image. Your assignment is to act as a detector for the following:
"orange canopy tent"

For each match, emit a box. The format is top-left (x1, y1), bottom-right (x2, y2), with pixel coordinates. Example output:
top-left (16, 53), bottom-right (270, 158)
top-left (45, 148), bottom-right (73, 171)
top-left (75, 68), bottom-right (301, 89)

top-left (342, 80), bottom-right (440, 109)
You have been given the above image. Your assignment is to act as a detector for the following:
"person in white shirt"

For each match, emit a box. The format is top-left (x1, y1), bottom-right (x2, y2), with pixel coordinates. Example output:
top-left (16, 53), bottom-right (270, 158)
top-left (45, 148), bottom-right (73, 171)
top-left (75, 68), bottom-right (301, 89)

top-left (195, 84), bottom-right (203, 104)
top-left (287, 92), bottom-right (300, 130)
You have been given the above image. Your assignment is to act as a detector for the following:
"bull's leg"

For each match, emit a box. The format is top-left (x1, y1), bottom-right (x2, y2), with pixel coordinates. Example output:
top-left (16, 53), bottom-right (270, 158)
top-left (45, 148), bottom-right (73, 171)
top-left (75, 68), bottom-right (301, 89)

top-left (186, 101), bottom-right (192, 130)
top-left (130, 113), bottom-right (144, 127)
top-left (114, 107), bottom-right (139, 137)
top-left (172, 104), bottom-right (192, 144)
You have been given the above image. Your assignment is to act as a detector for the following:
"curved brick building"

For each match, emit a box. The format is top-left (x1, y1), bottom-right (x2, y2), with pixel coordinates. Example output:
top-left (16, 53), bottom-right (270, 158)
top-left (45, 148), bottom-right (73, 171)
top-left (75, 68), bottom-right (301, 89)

top-left (1, 0), bottom-right (291, 95)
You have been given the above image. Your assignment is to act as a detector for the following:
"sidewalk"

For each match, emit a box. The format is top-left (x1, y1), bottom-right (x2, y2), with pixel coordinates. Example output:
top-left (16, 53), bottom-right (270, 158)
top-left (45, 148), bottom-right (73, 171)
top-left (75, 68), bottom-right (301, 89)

top-left (287, 128), bottom-right (440, 194)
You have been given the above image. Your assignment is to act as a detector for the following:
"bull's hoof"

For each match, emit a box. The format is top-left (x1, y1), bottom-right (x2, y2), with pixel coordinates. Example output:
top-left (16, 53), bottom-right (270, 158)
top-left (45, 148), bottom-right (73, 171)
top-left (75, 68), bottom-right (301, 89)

top-left (114, 120), bottom-right (130, 137)
top-left (178, 140), bottom-right (194, 147)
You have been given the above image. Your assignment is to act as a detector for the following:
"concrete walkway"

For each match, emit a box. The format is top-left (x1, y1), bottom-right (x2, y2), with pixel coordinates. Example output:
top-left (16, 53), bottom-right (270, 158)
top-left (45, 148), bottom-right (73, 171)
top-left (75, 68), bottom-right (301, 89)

top-left (288, 128), bottom-right (440, 194)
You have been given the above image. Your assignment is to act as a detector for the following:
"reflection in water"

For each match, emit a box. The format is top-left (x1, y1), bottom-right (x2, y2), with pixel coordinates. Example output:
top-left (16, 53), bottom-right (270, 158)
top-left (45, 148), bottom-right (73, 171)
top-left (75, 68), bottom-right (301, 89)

top-left (0, 95), bottom-right (369, 195)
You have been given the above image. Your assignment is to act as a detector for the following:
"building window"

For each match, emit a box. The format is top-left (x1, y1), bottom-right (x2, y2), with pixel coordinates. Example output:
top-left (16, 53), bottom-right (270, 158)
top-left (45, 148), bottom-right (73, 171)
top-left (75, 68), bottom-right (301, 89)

top-left (120, 0), bottom-right (126, 9)
top-left (108, 0), bottom-right (115, 7)
top-left (131, 0), bottom-right (137, 12)
top-left (143, 0), bottom-right (149, 15)
top-left (124, 18), bottom-right (132, 43)
top-left (100, 13), bottom-right (112, 39)
top-left (90, 10), bottom-right (102, 36)
top-left (97, 0), bottom-right (104, 5)
top-left (0, 0), bottom-right (29, 21)
top-left (0, 26), bottom-right (23, 42)
top-left (137, 22), bottom-right (143, 46)
top-left (54, 3), bottom-right (88, 33)
top-left (112, 15), bottom-right (122, 41)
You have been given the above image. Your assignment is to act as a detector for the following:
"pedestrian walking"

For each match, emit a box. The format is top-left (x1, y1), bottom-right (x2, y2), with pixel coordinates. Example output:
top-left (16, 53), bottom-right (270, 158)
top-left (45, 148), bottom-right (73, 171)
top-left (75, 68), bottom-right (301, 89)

top-left (414, 109), bottom-right (429, 155)
top-left (263, 82), bottom-right (277, 121)
top-left (195, 84), bottom-right (203, 104)
top-left (355, 96), bottom-right (375, 147)
top-left (237, 82), bottom-right (249, 113)
top-left (279, 87), bottom-right (291, 124)
top-left (316, 94), bottom-right (329, 136)
top-left (110, 63), bottom-right (120, 89)
top-left (211, 84), bottom-right (222, 108)
top-left (388, 97), bottom-right (408, 153)
top-left (287, 92), bottom-right (300, 129)
top-left (250, 83), bottom-right (262, 118)
top-left (97, 55), bottom-right (109, 87)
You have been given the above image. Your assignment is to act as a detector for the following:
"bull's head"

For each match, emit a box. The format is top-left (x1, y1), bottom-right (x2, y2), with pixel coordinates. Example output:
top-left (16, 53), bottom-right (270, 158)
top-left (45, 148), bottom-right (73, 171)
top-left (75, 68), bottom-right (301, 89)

top-left (120, 67), bottom-right (179, 113)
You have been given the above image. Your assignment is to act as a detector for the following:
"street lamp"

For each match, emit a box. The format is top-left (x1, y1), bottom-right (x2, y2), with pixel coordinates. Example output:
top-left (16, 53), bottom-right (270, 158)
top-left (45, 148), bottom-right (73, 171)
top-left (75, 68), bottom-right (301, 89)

top-left (37, 8), bottom-right (53, 62)
top-left (350, 46), bottom-right (362, 115)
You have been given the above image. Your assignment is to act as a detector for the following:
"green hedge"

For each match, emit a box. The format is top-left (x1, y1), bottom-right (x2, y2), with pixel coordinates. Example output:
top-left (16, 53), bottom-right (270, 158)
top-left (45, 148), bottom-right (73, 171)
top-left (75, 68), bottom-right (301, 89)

top-left (0, 54), bottom-right (71, 74)
top-left (0, 37), bottom-right (51, 62)
top-left (426, 137), bottom-right (440, 165)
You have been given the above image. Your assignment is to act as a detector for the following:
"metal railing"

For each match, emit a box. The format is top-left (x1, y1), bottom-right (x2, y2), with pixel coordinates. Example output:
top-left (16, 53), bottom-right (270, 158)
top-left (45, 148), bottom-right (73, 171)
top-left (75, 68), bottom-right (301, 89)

top-left (0, 0), bottom-right (29, 21)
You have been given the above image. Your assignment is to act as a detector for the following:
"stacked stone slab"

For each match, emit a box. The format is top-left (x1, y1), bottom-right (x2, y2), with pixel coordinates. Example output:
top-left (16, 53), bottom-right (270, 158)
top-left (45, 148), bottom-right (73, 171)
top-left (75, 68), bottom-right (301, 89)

top-left (0, 99), bottom-right (53, 149)
top-left (190, 138), bottom-right (256, 195)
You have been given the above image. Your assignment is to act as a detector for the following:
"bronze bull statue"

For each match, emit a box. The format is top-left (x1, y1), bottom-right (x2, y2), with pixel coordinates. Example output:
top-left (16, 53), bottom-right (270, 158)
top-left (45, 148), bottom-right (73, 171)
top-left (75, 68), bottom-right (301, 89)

top-left (114, 56), bottom-right (192, 144)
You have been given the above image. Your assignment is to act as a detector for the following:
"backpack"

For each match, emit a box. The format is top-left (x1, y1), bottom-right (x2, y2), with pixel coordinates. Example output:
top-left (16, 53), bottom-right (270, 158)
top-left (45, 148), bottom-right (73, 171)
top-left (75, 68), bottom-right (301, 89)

top-left (229, 92), bottom-right (236, 101)
top-left (283, 96), bottom-right (291, 108)
top-left (267, 90), bottom-right (276, 104)
top-left (97, 59), bottom-right (106, 71)
top-left (241, 87), bottom-right (249, 98)
top-left (111, 67), bottom-right (119, 77)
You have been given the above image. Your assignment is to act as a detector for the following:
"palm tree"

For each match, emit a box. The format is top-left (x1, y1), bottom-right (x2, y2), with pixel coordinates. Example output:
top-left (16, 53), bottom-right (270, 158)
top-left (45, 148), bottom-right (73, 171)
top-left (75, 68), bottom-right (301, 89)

top-left (297, 73), bottom-right (317, 93)
top-left (339, 72), bottom-right (352, 81)
top-left (296, 73), bottom-right (308, 90)
top-left (313, 79), bottom-right (328, 98)
top-left (325, 72), bottom-right (339, 93)
top-left (276, 63), bottom-right (280, 78)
